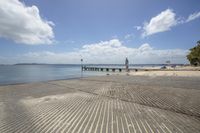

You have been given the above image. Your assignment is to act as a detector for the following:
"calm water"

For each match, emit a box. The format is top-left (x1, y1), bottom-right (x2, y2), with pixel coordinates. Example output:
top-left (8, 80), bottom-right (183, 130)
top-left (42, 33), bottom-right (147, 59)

top-left (0, 64), bottom-right (177, 85)
top-left (0, 65), bottom-right (106, 85)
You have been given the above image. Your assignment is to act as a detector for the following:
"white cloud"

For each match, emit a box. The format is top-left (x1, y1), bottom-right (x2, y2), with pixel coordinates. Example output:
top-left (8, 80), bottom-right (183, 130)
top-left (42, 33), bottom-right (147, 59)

top-left (0, 0), bottom-right (54, 45)
top-left (142, 9), bottom-right (177, 37)
top-left (1, 39), bottom-right (188, 64)
top-left (134, 26), bottom-right (142, 30)
top-left (139, 9), bottom-right (200, 37)
top-left (186, 11), bottom-right (200, 22)
top-left (138, 43), bottom-right (153, 51)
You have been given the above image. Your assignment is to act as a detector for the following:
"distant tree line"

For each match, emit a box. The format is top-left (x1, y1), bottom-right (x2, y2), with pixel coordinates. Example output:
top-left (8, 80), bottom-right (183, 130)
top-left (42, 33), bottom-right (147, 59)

top-left (187, 41), bottom-right (200, 66)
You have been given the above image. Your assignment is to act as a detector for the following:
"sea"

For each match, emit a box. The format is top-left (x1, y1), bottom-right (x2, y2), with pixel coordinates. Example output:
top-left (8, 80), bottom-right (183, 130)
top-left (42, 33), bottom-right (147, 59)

top-left (0, 64), bottom-right (174, 85)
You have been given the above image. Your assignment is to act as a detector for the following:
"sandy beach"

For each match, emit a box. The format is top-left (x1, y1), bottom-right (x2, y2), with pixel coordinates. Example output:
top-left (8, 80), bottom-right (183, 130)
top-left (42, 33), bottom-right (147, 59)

top-left (127, 66), bottom-right (200, 77)
top-left (129, 70), bottom-right (200, 77)
top-left (0, 74), bottom-right (200, 133)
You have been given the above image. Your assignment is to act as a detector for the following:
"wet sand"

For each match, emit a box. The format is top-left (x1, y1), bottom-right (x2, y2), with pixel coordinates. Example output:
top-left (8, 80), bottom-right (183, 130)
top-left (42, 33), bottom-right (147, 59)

top-left (0, 75), bottom-right (200, 133)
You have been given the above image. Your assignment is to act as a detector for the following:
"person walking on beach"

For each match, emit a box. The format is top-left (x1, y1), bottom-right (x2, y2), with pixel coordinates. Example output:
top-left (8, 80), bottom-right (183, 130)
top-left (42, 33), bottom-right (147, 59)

top-left (125, 57), bottom-right (129, 72)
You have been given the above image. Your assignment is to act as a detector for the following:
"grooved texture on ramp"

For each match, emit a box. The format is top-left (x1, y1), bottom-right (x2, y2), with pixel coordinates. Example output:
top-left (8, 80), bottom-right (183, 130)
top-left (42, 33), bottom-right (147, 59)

top-left (0, 75), bottom-right (200, 133)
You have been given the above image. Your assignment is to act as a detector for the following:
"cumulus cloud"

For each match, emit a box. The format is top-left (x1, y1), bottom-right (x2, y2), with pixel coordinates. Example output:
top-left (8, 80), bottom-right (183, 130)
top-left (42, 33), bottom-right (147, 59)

top-left (139, 9), bottom-right (200, 37)
top-left (1, 39), bottom-right (188, 64)
top-left (186, 11), bottom-right (200, 22)
top-left (142, 9), bottom-right (177, 37)
top-left (0, 0), bottom-right (54, 45)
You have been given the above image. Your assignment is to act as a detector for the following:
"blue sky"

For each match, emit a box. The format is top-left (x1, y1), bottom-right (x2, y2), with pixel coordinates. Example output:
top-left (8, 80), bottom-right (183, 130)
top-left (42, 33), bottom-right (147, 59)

top-left (0, 0), bottom-right (200, 64)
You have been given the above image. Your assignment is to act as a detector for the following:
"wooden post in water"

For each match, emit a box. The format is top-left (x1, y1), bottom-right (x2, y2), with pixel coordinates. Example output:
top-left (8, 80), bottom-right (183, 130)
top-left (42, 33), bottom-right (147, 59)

top-left (81, 59), bottom-right (83, 78)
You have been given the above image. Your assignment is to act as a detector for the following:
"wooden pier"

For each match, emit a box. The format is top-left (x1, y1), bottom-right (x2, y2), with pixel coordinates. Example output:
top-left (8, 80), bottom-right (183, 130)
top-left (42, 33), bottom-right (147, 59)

top-left (82, 66), bottom-right (124, 72)
top-left (82, 66), bottom-right (151, 72)
top-left (82, 66), bottom-right (199, 72)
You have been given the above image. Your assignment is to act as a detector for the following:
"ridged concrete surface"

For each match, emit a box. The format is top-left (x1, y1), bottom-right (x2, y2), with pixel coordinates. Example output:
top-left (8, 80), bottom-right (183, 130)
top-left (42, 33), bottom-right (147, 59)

top-left (0, 75), bottom-right (200, 133)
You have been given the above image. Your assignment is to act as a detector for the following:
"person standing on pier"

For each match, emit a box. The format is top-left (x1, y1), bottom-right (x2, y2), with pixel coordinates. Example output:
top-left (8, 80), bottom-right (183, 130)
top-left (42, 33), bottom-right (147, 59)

top-left (125, 57), bottom-right (129, 72)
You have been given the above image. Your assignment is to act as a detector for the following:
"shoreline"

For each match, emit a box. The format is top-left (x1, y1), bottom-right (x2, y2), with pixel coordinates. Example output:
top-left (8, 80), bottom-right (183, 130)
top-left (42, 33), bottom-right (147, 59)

top-left (1, 68), bottom-right (200, 86)
top-left (0, 76), bottom-right (85, 87)
top-left (1, 65), bottom-right (199, 86)
top-left (0, 74), bottom-right (109, 87)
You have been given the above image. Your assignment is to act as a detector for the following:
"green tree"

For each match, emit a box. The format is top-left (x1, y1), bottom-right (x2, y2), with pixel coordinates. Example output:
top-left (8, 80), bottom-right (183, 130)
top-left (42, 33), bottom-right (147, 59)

top-left (187, 41), bottom-right (200, 66)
